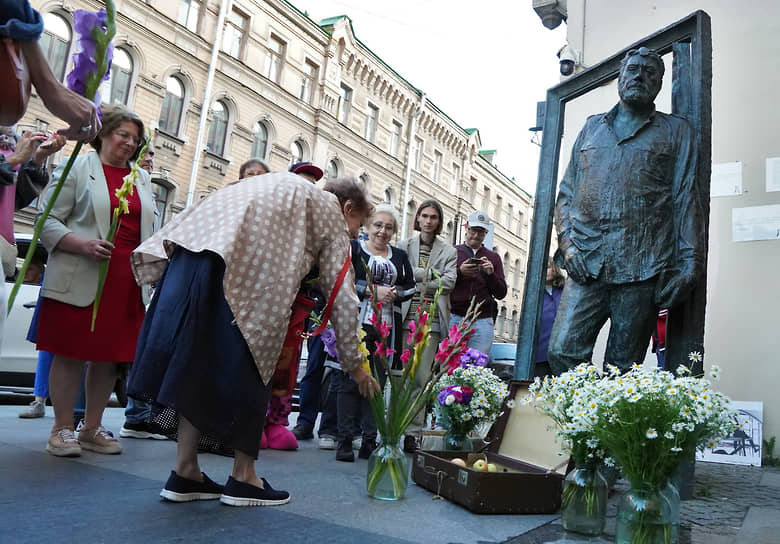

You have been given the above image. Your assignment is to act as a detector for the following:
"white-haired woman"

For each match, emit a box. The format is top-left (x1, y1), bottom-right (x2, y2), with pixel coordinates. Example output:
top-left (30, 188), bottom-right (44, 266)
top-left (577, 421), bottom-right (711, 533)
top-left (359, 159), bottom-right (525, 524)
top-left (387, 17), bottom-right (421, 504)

top-left (333, 203), bottom-right (415, 462)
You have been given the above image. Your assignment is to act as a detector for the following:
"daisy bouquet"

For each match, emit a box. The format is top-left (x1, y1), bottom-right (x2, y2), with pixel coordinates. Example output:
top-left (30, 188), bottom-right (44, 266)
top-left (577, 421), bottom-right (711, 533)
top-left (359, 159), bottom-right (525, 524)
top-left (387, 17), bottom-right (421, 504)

top-left (576, 359), bottom-right (737, 489)
top-left (526, 363), bottom-right (611, 468)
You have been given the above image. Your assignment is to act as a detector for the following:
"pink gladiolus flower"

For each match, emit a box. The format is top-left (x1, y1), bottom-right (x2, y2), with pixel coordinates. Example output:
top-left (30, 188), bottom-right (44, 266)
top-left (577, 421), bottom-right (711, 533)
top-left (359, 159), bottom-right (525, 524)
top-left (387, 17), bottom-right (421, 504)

top-left (434, 337), bottom-right (451, 363)
top-left (376, 321), bottom-right (390, 339)
top-left (400, 349), bottom-right (411, 364)
top-left (374, 341), bottom-right (395, 359)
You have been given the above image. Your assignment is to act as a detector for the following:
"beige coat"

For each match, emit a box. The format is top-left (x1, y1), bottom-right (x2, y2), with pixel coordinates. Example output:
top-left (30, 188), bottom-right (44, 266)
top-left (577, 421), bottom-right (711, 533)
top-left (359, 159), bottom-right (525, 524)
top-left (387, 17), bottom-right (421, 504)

top-left (130, 171), bottom-right (362, 385)
top-left (397, 235), bottom-right (458, 330)
top-left (39, 151), bottom-right (155, 306)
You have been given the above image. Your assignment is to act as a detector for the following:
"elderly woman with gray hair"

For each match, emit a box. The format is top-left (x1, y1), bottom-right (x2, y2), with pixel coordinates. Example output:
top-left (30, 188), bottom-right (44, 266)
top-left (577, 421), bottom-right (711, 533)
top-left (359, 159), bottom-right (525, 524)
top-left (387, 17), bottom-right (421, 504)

top-left (332, 203), bottom-right (416, 462)
top-left (35, 104), bottom-right (156, 458)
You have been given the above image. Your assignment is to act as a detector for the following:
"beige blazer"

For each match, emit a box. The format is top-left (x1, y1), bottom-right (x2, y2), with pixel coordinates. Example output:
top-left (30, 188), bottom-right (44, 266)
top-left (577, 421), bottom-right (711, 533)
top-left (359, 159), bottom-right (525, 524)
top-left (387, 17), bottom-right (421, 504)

top-left (39, 151), bottom-right (155, 307)
top-left (397, 235), bottom-right (458, 329)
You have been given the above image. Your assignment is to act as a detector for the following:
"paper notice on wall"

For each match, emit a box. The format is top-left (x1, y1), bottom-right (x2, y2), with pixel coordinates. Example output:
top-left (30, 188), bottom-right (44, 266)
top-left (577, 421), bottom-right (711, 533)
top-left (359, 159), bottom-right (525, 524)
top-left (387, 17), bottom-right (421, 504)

top-left (711, 162), bottom-right (743, 197)
top-left (732, 204), bottom-right (780, 242)
top-left (766, 158), bottom-right (780, 192)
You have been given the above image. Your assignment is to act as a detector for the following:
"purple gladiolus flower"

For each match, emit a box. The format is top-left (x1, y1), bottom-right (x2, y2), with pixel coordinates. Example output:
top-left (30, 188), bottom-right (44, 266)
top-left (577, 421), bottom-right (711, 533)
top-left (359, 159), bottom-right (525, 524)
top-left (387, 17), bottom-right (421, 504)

top-left (321, 328), bottom-right (339, 360)
top-left (66, 9), bottom-right (113, 103)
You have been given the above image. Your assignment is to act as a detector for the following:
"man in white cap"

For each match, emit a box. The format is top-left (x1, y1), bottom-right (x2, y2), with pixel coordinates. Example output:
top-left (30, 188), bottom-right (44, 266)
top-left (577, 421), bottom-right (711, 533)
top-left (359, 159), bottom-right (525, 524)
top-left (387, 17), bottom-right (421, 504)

top-left (448, 210), bottom-right (507, 355)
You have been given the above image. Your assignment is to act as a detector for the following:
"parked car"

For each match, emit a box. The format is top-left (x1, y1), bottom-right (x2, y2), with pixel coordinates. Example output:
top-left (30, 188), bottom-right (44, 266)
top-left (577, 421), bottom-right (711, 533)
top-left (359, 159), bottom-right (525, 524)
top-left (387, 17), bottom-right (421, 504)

top-left (1, 234), bottom-right (128, 405)
top-left (1, 233), bottom-right (43, 393)
top-left (488, 342), bottom-right (517, 381)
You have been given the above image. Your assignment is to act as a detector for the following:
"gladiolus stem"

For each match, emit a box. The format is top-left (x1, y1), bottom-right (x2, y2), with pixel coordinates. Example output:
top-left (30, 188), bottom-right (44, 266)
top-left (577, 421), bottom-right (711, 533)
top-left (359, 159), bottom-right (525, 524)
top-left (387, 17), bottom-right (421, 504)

top-left (6, 142), bottom-right (84, 314)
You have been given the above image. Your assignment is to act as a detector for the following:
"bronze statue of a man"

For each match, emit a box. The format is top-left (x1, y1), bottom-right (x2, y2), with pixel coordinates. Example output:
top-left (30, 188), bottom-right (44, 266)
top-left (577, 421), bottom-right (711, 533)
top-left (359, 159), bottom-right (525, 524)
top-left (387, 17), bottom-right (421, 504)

top-left (548, 47), bottom-right (704, 374)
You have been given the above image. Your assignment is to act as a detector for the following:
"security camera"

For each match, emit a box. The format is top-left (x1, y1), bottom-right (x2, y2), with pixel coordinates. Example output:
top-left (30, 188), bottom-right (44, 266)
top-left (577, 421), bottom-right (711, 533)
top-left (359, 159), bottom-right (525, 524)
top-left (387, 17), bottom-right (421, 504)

top-left (557, 44), bottom-right (578, 76)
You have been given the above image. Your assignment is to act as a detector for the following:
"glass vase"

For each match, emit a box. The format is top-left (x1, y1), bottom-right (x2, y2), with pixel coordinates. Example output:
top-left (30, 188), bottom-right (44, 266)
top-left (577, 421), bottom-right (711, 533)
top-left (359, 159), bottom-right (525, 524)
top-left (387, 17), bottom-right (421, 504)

top-left (616, 480), bottom-right (680, 544)
top-left (443, 428), bottom-right (473, 451)
top-left (366, 438), bottom-right (410, 500)
top-left (561, 464), bottom-right (608, 536)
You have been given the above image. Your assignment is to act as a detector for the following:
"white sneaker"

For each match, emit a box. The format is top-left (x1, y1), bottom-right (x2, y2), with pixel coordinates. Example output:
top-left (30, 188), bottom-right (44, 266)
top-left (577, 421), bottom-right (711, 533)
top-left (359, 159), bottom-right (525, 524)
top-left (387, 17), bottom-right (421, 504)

top-left (318, 436), bottom-right (336, 450)
top-left (352, 437), bottom-right (362, 450)
top-left (19, 400), bottom-right (45, 418)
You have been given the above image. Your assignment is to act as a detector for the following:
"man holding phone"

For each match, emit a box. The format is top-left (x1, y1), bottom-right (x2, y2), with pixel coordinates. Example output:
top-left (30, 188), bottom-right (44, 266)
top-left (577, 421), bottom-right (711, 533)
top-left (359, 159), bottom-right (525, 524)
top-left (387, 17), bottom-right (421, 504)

top-left (449, 210), bottom-right (507, 355)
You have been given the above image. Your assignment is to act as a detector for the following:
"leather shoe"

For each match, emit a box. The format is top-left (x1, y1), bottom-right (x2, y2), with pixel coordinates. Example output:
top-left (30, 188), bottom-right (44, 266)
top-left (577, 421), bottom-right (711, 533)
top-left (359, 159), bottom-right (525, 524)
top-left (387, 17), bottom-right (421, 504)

top-left (291, 424), bottom-right (314, 440)
top-left (358, 437), bottom-right (377, 459)
top-left (403, 435), bottom-right (418, 453)
top-left (336, 439), bottom-right (354, 462)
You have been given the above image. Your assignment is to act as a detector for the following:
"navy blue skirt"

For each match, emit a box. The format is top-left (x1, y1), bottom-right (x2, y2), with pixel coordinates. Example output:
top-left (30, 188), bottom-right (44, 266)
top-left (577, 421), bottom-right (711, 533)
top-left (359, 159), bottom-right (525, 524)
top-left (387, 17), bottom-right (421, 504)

top-left (127, 248), bottom-right (271, 458)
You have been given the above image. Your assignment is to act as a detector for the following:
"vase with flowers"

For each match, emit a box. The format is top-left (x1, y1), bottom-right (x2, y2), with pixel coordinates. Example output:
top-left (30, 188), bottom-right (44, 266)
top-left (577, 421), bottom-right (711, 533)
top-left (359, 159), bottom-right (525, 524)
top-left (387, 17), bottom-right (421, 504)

top-left (559, 356), bottom-right (737, 544)
top-left (361, 271), bottom-right (482, 500)
top-left (435, 349), bottom-right (507, 451)
top-left (527, 364), bottom-right (612, 536)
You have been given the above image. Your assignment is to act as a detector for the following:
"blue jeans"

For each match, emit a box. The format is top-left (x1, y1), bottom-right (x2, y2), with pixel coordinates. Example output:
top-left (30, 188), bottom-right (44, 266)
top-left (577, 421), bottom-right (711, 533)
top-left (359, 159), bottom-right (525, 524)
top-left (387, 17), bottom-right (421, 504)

top-left (33, 351), bottom-right (54, 398)
top-left (297, 335), bottom-right (326, 430)
top-left (124, 397), bottom-right (152, 423)
top-left (449, 315), bottom-right (494, 356)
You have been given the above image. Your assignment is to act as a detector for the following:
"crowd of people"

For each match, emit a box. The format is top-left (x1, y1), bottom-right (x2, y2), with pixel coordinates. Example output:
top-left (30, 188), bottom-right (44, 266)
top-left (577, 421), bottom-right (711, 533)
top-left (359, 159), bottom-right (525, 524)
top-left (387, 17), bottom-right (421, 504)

top-left (1, 0), bottom-right (519, 510)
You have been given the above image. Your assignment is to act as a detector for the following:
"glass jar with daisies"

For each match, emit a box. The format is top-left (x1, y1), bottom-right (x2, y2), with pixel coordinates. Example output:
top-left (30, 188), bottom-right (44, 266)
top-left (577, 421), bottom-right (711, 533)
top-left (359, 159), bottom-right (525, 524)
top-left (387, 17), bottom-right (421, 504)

top-left (527, 364), bottom-right (611, 536)
top-left (563, 357), bottom-right (737, 544)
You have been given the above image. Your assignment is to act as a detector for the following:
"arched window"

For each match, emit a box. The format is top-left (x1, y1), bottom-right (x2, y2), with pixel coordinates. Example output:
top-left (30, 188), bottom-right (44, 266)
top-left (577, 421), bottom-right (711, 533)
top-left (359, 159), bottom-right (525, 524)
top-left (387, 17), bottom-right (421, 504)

top-left (206, 99), bottom-right (229, 156)
top-left (514, 258), bottom-right (522, 290)
top-left (359, 173), bottom-right (369, 190)
top-left (104, 47), bottom-right (133, 105)
top-left (290, 140), bottom-right (304, 166)
top-left (159, 75), bottom-right (185, 135)
top-left (39, 13), bottom-right (71, 81)
top-left (497, 307), bottom-right (507, 336)
top-left (251, 121), bottom-right (269, 159)
top-left (327, 159), bottom-right (339, 179)
top-left (511, 310), bottom-right (519, 340)
top-left (384, 188), bottom-right (394, 206)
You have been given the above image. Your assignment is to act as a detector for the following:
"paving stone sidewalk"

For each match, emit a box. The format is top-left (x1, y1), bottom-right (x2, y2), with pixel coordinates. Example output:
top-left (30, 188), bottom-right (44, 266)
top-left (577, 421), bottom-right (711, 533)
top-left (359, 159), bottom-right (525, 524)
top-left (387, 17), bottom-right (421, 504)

top-left (499, 461), bottom-right (780, 544)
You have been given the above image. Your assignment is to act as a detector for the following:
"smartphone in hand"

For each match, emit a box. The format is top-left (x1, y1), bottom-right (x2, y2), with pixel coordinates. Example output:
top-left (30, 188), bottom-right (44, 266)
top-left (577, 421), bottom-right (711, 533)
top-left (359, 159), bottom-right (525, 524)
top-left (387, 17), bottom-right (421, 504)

top-left (468, 257), bottom-right (482, 265)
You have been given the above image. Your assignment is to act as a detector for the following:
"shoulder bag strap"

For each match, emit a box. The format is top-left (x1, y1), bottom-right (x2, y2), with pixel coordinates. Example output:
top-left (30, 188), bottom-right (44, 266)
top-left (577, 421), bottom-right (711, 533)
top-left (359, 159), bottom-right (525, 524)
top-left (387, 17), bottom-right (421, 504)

top-left (306, 253), bottom-right (352, 338)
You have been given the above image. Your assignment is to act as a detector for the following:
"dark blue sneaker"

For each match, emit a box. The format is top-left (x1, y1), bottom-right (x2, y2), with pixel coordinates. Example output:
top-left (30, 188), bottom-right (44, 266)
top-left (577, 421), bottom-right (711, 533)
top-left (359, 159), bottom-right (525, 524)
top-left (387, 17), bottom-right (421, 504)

top-left (160, 471), bottom-right (224, 502)
top-left (220, 477), bottom-right (291, 507)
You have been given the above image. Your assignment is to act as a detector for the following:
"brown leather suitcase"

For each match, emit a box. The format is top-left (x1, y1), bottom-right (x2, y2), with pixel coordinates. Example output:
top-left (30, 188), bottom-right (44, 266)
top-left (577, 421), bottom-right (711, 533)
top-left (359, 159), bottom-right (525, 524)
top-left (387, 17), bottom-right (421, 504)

top-left (412, 380), bottom-right (567, 514)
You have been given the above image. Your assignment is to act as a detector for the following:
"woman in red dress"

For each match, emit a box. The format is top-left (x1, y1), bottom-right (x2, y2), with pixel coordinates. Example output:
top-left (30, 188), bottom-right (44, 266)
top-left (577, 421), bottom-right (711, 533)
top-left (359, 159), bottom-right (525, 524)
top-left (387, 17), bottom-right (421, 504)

top-left (36, 105), bottom-right (156, 457)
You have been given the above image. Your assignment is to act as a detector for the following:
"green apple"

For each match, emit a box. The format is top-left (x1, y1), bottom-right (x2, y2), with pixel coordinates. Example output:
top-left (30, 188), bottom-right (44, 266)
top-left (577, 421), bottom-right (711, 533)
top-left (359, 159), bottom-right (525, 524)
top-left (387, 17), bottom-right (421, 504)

top-left (487, 463), bottom-right (498, 472)
top-left (472, 459), bottom-right (487, 471)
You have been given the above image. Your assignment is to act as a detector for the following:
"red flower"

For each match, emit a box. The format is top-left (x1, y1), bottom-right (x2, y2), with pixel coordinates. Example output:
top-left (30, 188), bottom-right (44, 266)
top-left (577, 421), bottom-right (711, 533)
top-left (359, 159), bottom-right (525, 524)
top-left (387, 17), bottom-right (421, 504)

top-left (434, 337), bottom-right (451, 364)
top-left (374, 341), bottom-right (396, 359)
top-left (400, 349), bottom-right (411, 364)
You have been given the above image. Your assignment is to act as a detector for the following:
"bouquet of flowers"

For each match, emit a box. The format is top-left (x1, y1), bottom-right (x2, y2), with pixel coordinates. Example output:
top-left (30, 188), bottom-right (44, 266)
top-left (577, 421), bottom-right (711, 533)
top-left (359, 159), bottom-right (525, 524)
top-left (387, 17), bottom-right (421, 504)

top-left (361, 271), bottom-right (483, 499)
top-left (577, 360), bottom-right (736, 488)
top-left (527, 363), bottom-right (611, 467)
top-left (545, 357), bottom-right (738, 543)
top-left (435, 350), bottom-right (508, 448)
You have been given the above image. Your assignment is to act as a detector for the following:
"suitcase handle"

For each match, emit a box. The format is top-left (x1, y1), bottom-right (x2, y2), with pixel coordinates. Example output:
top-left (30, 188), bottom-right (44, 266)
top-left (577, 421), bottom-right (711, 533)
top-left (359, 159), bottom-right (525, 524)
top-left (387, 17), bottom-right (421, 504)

top-left (424, 466), bottom-right (452, 499)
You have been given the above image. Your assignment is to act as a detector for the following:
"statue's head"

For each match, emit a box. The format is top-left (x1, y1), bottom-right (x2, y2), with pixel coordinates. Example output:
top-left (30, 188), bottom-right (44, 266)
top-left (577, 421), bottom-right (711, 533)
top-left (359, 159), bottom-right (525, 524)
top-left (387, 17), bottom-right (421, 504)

top-left (618, 47), bottom-right (664, 108)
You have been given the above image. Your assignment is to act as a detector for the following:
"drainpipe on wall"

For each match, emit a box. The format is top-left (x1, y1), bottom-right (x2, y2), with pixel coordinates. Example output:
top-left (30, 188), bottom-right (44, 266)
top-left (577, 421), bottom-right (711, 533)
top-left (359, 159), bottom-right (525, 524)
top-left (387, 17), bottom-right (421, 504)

top-left (185, 0), bottom-right (231, 208)
top-left (400, 92), bottom-right (426, 237)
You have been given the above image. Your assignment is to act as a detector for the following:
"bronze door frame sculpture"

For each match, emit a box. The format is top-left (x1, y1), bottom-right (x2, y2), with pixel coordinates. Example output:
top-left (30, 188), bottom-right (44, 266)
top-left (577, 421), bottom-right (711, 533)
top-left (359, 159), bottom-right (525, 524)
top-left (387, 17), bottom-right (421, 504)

top-left (515, 11), bottom-right (712, 378)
